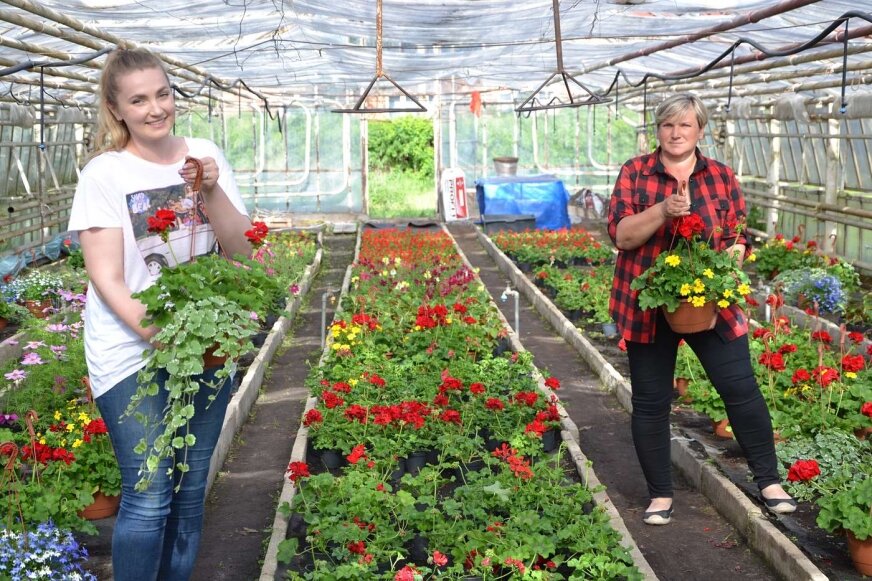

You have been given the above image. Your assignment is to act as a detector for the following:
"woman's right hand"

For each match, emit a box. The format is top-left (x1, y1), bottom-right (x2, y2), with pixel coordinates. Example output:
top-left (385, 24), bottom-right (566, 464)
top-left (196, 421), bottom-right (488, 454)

top-left (661, 180), bottom-right (692, 219)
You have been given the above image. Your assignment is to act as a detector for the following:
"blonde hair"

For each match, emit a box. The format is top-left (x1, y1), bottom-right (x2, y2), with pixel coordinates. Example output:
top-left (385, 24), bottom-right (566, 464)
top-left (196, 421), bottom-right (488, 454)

top-left (655, 93), bottom-right (708, 130)
top-left (90, 47), bottom-right (170, 158)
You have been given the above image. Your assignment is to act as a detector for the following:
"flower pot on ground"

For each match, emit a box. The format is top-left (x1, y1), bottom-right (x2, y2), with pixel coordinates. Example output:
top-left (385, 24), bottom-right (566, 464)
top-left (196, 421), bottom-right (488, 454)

top-left (846, 531), bottom-right (872, 576)
top-left (711, 418), bottom-right (734, 439)
top-left (674, 377), bottom-right (690, 397)
top-left (78, 490), bottom-right (121, 520)
top-left (816, 476), bottom-right (872, 575)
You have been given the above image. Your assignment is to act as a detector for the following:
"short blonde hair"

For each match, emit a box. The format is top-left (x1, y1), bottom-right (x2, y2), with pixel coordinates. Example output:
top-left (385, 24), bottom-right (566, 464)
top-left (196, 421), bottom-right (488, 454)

top-left (655, 94), bottom-right (708, 130)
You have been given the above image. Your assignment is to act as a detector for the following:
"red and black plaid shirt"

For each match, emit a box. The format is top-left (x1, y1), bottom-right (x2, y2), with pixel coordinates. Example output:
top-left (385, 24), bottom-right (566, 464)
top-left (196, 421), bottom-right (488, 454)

top-left (607, 148), bottom-right (750, 344)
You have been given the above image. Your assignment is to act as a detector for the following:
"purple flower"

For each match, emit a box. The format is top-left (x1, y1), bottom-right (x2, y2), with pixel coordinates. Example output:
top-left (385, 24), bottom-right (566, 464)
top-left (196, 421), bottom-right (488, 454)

top-left (24, 341), bottom-right (46, 350)
top-left (20, 352), bottom-right (44, 366)
top-left (290, 284), bottom-right (300, 296)
top-left (50, 345), bottom-right (67, 359)
top-left (4, 369), bottom-right (26, 381)
top-left (249, 311), bottom-right (259, 321)
top-left (46, 323), bottom-right (70, 333)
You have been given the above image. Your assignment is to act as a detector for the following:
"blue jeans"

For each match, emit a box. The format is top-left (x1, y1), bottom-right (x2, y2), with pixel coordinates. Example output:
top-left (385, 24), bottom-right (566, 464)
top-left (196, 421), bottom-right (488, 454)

top-left (626, 311), bottom-right (780, 499)
top-left (96, 366), bottom-right (231, 581)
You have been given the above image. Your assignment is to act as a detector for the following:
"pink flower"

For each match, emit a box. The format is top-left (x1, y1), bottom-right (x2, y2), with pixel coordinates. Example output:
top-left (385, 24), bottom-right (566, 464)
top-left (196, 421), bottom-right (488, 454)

top-left (432, 551), bottom-right (448, 567)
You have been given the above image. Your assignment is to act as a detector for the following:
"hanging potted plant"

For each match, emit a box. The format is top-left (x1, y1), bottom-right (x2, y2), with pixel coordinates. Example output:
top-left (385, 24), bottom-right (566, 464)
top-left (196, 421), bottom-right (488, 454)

top-left (630, 214), bottom-right (753, 333)
top-left (126, 217), bottom-right (284, 491)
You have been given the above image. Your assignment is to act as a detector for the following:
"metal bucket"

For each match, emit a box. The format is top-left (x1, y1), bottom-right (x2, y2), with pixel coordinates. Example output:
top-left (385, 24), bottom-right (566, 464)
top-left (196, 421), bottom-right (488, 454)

top-left (493, 156), bottom-right (518, 176)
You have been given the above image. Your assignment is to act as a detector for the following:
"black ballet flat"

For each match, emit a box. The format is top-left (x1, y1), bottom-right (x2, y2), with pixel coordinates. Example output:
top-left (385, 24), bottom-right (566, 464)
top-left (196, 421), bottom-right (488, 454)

top-left (761, 495), bottom-right (797, 515)
top-left (642, 506), bottom-right (673, 525)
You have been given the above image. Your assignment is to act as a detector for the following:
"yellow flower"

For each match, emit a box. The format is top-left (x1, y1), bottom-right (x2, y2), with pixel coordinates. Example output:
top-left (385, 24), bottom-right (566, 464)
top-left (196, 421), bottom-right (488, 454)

top-left (54, 410), bottom-right (62, 421)
top-left (66, 423), bottom-right (76, 433)
top-left (664, 255), bottom-right (681, 267)
top-left (702, 268), bottom-right (714, 279)
top-left (381, 257), bottom-right (390, 265)
top-left (845, 372), bottom-right (857, 379)
top-left (77, 412), bottom-right (90, 423)
top-left (738, 283), bottom-right (751, 295)
top-left (691, 295), bottom-right (707, 307)
top-left (393, 257), bottom-right (401, 265)
top-left (722, 289), bottom-right (734, 298)
top-left (39, 437), bottom-right (46, 445)
top-left (348, 378), bottom-right (359, 386)
top-left (423, 271), bottom-right (432, 280)
top-left (679, 284), bottom-right (691, 296)
top-left (746, 253), bottom-right (756, 262)
top-left (72, 439), bottom-right (83, 448)
top-left (717, 299), bottom-right (730, 309)
top-left (445, 316), bottom-right (453, 325)
top-left (692, 279), bottom-right (705, 293)
top-left (331, 343), bottom-right (342, 351)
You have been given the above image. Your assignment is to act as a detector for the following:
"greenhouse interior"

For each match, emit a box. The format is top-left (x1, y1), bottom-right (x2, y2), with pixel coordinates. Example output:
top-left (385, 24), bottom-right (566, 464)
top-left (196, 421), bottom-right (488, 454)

top-left (0, 1), bottom-right (871, 579)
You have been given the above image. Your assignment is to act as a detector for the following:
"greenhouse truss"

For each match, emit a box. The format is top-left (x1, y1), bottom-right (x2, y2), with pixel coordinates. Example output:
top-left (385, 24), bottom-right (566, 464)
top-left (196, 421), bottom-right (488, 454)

top-left (0, 1), bottom-right (871, 580)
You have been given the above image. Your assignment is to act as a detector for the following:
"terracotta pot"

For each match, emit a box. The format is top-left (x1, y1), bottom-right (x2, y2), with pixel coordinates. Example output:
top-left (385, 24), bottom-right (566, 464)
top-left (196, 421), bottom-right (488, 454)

top-left (78, 491), bottom-right (120, 520)
top-left (674, 377), bottom-right (690, 397)
top-left (662, 301), bottom-right (717, 334)
top-left (22, 298), bottom-right (52, 319)
top-left (773, 431), bottom-right (785, 445)
top-left (854, 426), bottom-right (872, 441)
top-left (847, 531), bottom-right (872, 576)
top-left (711, 418), bottom-right (734, 439)
top-left (203, 343), bottom-right (230, 368)
top-left (0, 317), bottom-right (7, 331)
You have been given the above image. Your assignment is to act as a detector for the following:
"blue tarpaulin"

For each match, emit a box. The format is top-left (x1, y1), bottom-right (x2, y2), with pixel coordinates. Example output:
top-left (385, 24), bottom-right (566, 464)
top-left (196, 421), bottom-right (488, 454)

top-left (475, 174), bottom-right (571, 230)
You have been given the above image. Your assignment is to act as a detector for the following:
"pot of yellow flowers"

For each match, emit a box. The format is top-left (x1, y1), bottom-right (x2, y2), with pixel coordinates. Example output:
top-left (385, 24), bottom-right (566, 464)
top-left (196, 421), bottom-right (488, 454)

top-left (631, 214), bottom-right (753, 333)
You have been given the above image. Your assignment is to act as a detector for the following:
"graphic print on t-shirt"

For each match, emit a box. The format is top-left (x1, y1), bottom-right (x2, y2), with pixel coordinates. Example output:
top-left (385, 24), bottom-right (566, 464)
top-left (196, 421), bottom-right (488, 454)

top-left (127, 183), bottom-right (217, 275)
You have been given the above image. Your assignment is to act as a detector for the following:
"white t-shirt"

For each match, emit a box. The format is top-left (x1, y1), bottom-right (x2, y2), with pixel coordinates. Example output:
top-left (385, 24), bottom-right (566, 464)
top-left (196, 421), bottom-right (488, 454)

top-left (67, 137), bottom-right (249, 398)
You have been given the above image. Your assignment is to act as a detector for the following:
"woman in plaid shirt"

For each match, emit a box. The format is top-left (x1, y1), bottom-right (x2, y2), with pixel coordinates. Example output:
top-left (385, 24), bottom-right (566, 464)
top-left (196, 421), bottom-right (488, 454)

top-left (607, 94), bottom-right (794, 525)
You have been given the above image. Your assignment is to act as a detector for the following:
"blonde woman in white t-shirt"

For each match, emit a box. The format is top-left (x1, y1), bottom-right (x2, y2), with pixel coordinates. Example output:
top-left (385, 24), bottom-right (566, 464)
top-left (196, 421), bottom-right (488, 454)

top-left (68, 47), bottom-right (251, 581)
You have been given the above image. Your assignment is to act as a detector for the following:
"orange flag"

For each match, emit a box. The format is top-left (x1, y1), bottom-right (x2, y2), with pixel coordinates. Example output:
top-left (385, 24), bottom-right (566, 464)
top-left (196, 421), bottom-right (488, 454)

top-left (470, 91), bottom-right (482, 117)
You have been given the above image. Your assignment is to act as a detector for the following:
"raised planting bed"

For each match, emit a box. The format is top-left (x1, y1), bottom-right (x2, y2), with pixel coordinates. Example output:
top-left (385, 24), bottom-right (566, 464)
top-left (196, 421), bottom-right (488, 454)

top-left (260, 226), bottom-right (654, 580)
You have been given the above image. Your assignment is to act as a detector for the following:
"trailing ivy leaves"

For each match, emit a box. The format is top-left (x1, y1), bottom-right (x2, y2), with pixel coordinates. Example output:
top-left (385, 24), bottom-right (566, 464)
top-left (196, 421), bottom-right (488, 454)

top-left (125, 295), bottom-right (261, 492)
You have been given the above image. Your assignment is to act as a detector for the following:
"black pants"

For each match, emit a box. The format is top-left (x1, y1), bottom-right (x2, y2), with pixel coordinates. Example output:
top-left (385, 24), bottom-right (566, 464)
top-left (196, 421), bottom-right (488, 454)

top-left (626, 311), bottom-right (780, 499)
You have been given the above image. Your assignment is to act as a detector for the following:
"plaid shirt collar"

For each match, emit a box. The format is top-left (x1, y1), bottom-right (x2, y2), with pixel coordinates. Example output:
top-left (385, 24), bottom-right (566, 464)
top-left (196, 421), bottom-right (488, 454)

top-left (640, 147), bottom-right (710, 178)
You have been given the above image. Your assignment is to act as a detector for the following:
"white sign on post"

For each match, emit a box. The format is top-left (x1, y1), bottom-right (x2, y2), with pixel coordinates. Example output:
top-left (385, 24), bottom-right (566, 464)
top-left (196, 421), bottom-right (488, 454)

top-left (440, 168), bottom-right (469, 221)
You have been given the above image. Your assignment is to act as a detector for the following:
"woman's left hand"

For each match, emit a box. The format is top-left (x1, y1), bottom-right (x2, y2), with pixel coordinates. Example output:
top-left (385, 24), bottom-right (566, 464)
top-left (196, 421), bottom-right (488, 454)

top-left (180, 156), bottom-right (219, 192)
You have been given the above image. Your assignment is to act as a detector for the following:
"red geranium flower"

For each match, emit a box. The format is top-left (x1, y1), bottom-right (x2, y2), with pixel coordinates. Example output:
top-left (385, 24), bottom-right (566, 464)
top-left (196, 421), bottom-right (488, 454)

top-left (812, 365), bottom-right (840, 388)
top-left (146, 208), bottom-right (177, 242)
top-left (303, 409), bottom-right (323, 426)
top-left (544, 377), bottom-right (561, 390)
top-left (287, 461), bottom-right (310, 483)
top-left (758, 351), bottom-right (786, 371)
top-left (791, 368), bottom-right (811, 385)
top-left (432, 551), bottom-right (448, 567)
top-left (810, 330), bottom-right (832, 344)
top-left (847, 331), bottom-right (865, 343)
top-left (347, 444), bottom-right (367, 464)
top-left (861, 402), bottom-right (872, 418)
top-left (485, 398), bottom-right (505, 411)
top-left (787, 459), bottom-right (820, 482)
top-left (674, 214), bottom-right (705, 239)
top-left (841, 354), bottom-right (865, 373)
top-left (244, 221), bottom-right (269, 248)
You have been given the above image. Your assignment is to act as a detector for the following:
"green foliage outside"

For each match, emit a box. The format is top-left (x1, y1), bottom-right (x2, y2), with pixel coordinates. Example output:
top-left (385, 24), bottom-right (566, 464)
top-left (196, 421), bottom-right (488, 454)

top-left (368, 116), bottom-right (436, 219)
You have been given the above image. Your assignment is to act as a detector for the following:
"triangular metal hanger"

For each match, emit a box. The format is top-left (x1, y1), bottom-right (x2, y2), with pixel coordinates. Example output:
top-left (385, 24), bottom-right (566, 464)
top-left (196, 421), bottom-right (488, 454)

top-left (332, 0), bottom-right (426, 114)
top-left (515, 0), bottom-right (611, 113)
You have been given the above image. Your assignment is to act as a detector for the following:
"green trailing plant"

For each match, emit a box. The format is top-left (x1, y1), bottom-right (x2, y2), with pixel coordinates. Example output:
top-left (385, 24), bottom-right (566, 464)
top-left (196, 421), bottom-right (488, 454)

top-left (775, 431), bottom-right (871, 502)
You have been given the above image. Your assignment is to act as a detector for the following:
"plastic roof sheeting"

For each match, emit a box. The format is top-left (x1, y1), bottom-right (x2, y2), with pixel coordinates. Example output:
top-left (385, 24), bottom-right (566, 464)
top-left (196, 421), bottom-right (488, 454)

top-left (0, 0), bottom-right (869, 110)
